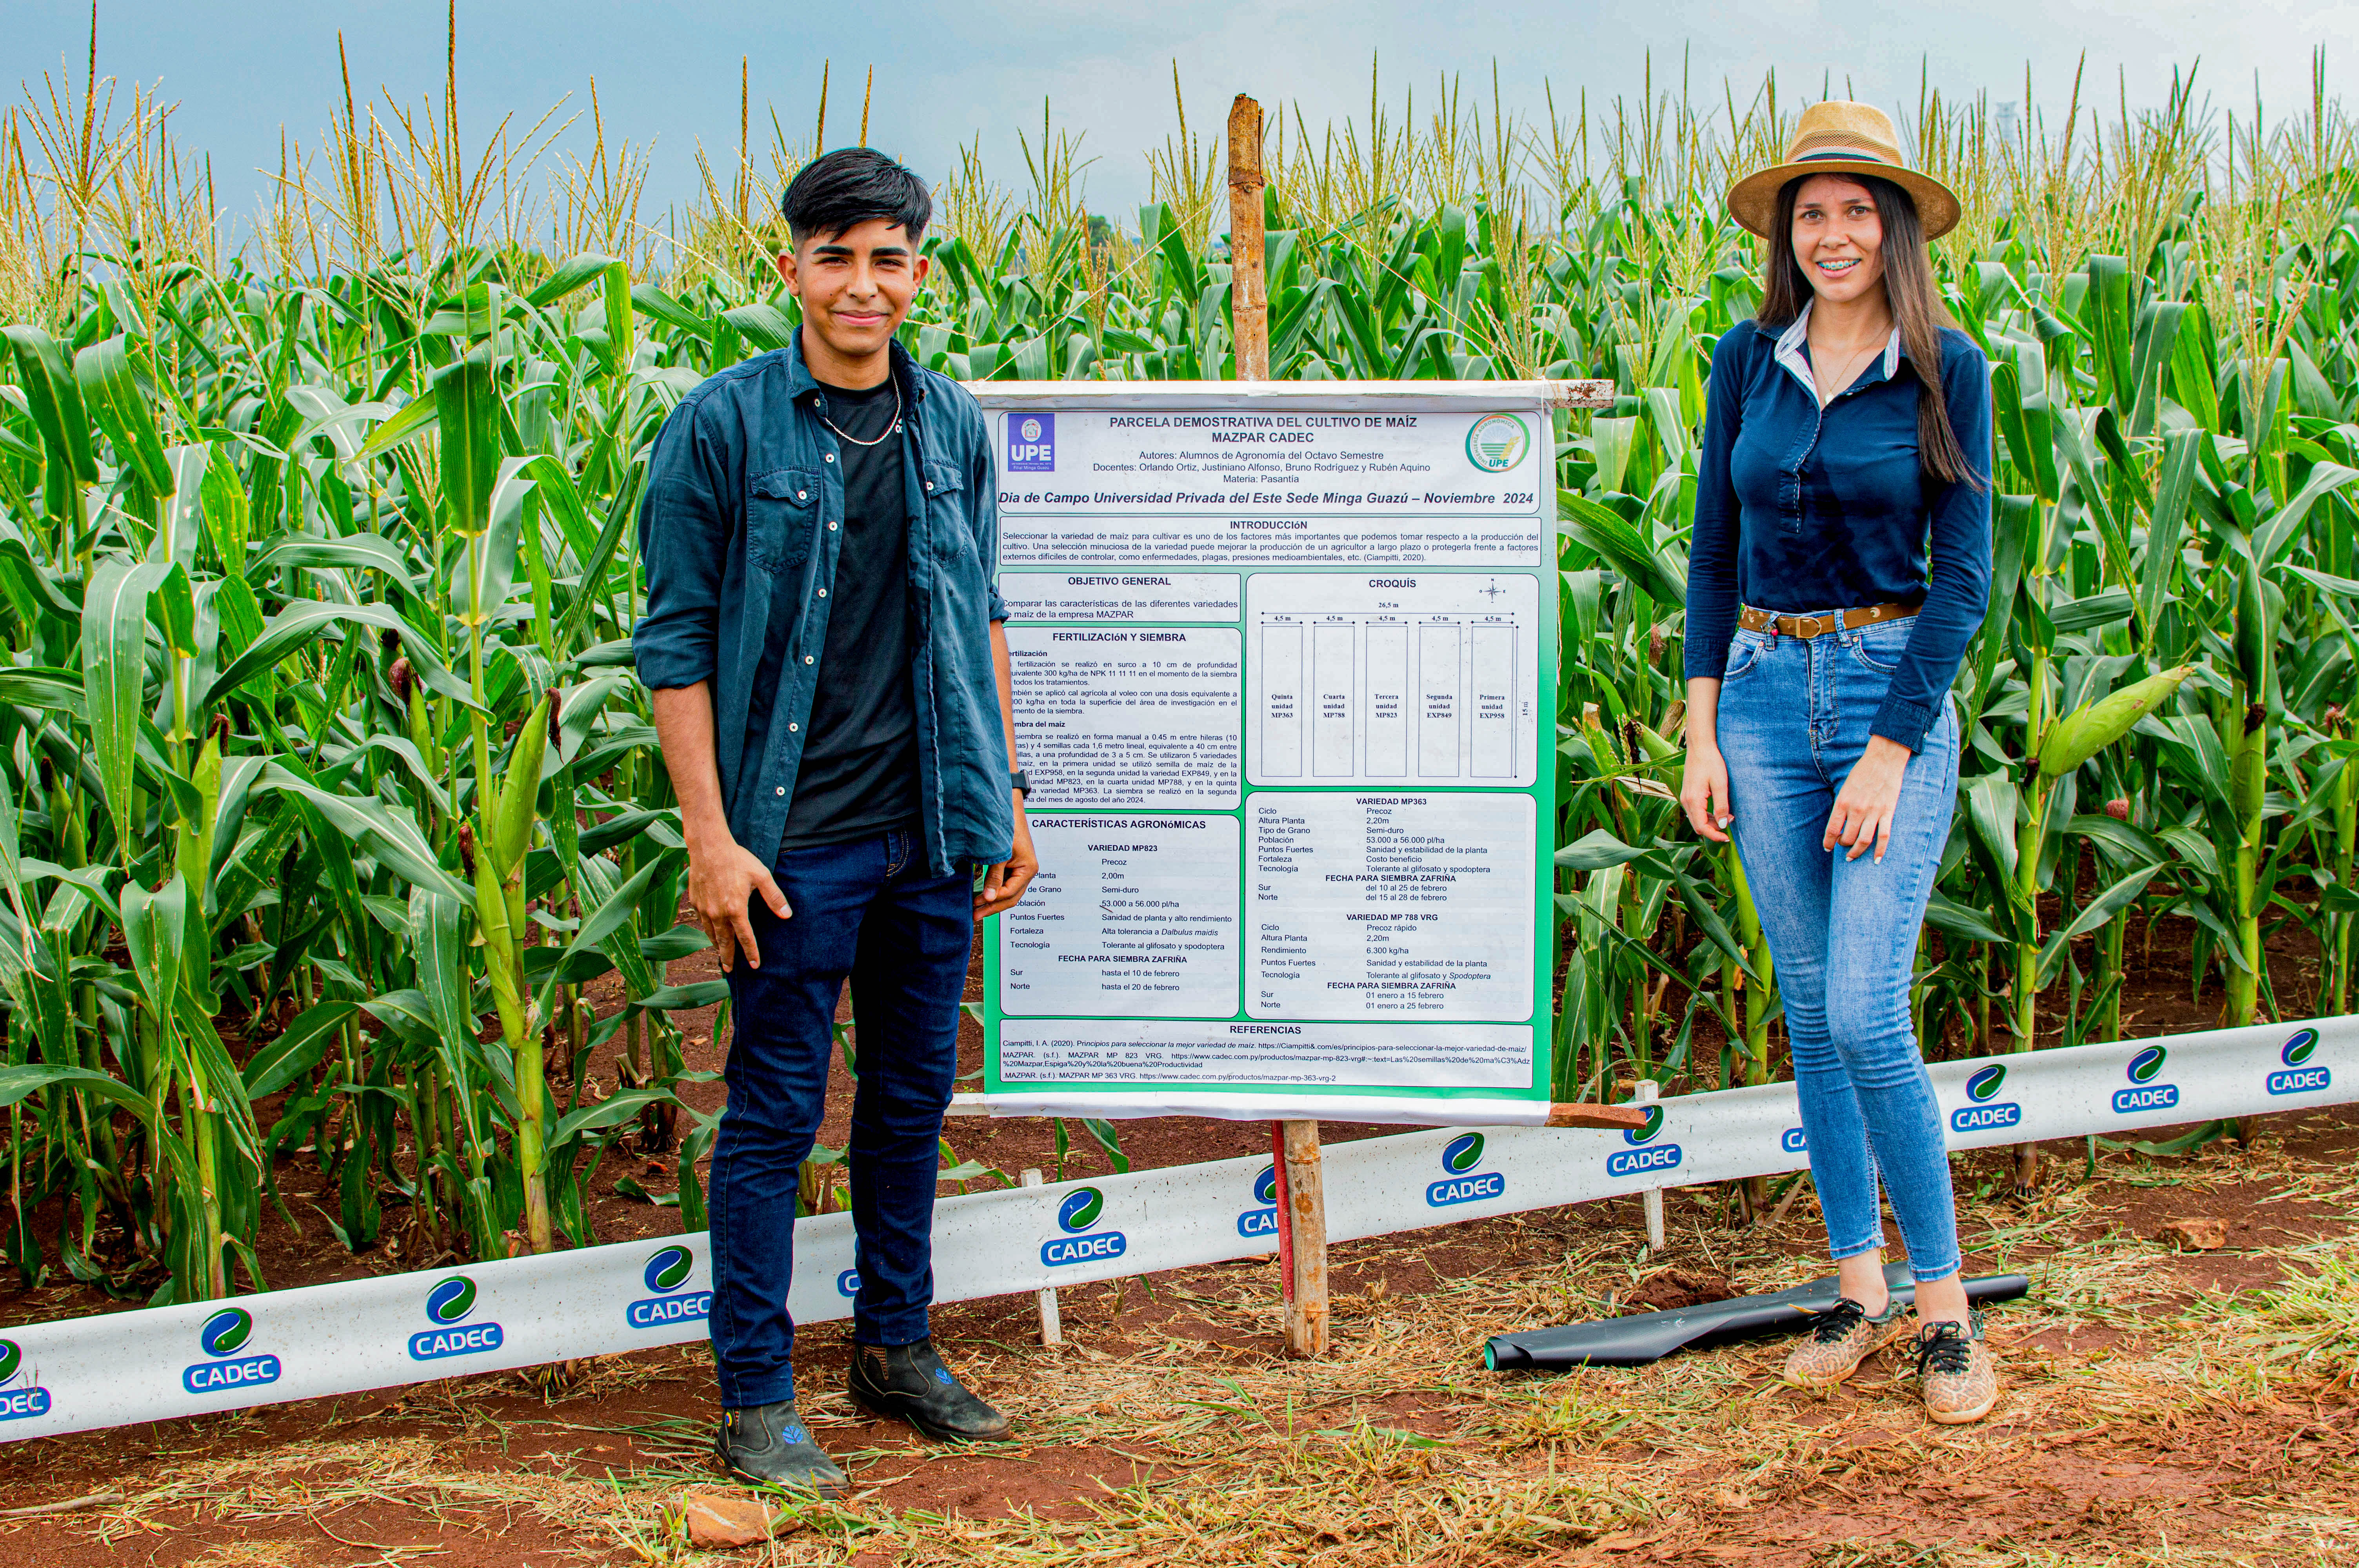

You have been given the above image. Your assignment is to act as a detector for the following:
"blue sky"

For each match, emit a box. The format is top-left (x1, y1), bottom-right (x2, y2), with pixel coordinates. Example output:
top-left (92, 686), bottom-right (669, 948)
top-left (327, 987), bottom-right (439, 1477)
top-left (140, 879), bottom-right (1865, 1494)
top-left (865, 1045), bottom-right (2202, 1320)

top-left (11, 0), bottom-right (2357, 235)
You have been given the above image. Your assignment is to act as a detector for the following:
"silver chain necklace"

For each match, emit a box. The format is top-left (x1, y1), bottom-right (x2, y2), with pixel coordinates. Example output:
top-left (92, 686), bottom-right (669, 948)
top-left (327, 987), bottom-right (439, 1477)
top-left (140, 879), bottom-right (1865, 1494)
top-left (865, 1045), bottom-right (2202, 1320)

top-left (816, 378), bottom-right (903, 448)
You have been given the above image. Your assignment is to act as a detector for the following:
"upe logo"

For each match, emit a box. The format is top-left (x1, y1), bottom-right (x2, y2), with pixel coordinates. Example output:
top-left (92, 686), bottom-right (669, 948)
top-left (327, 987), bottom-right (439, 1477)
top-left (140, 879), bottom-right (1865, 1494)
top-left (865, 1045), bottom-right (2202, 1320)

top-left (1605, 1104), bottom-right (1683, 1178)
top-left (1008, 412), bottom-right (1056, 472)
top-left (1429, 1132), bottom-right (1508, 1206)
top-left (1464, 412), bottom-right (1531, 474)
top-left (2269, 1027), bottom-right (2332, 1095)
top-left (1781, 1126), bottom-right (1810, 1154)
top-left (409, 1274), bottom-right (504, 1363)
top-left (182, 1306), bottom-right (281, 1396)
top-left (625, 1245), bottom-right (712, 1329)
top-left (0, 1339), bottom-right (49, 1423)
top-left (1952, 1064), bottom-right (2023, 1132)
top-left (1041, 1185), bottom-right (1127, 1268)
top-left (2113, 1045), bottom-right (2180, 1114)
top-left (1237, 1164), bottom-right (1280, 1238)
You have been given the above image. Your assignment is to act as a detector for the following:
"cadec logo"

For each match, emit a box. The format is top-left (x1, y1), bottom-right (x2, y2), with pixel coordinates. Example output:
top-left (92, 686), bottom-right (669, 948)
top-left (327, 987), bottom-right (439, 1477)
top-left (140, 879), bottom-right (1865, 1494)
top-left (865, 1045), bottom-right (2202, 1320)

top-left (409, 1274), bottom-right (504, 1363)
top-left (1428, 1132), bottom-right (1507, 1207)
top-left (625, 1245), bottom-right (712, 1329)
top-left (2113, 1045), bottom-right (2180, 1115)
top-left (1606, 1104), bottom-right (1682, 1178)
top-left (1041, 1185), bottom-right (1127, 1268)
top-left (1952, 1064), bottom-right (2023, 1132)
top-left (2269, 1027), bottom-right (2331, 1095)
top-left (0, 1339), bottom-right (48, 1423)
top-left (837, 1269), bottom-right (861, 1298)
top-left (1007, 412), bottom-right (1056, 472)
top-left (1781, 1126), bottom-right (1809, 1154)
top-left (1237, 1164), bottom-right (1280, 1238)
top-left (182, 1306), bottom-right (281, 1396)
top-left (1464, 413), bottom-right (1530, 474)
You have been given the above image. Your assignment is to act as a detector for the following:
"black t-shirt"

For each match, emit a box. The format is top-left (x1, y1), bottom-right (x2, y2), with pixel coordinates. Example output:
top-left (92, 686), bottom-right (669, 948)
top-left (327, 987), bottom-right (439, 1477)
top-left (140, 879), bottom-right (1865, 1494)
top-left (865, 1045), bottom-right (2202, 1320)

top-left (758, 376), bottom-right (922, 850)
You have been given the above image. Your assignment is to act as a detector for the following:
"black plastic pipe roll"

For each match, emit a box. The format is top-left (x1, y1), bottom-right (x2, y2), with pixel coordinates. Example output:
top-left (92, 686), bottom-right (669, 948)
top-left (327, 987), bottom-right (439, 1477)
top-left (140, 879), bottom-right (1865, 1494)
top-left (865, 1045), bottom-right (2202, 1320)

top-left (1485, 1263), bottom-right (2030, 1370)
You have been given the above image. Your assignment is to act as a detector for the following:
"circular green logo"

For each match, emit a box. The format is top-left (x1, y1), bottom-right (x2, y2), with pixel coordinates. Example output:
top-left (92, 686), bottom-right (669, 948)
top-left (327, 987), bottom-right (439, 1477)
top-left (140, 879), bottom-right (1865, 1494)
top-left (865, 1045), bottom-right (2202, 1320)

top-left (644, 1246), bottom-right (694, 1293)
top-left (1465, 413), bottom-right (1531, 473)
top-left (200, 1308), bottom-right (253, 1357)
top-left (1623, 1105), bottom-right (1667, 1145)
top-left (426, 1275), bottom-right (478, 1325)
top-left (1058, 1188), bottom-right (1105, 1232)
top-left (0, 1341), bottom-right (18, 1383)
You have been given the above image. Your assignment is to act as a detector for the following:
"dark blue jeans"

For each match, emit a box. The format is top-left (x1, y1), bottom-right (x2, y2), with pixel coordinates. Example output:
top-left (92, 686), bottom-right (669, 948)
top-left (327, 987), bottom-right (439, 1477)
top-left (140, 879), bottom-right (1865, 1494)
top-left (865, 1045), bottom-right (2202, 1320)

top-left (709, 828), bottom-right (971, 1409)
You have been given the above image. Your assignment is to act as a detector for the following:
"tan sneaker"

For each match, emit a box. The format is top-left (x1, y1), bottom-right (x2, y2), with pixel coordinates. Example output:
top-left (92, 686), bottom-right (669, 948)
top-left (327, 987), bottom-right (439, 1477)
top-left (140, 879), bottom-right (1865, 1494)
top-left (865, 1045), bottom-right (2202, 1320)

top-left (1782, 1296), bottom-right (1906, 1388)
top-left (1914, 1314), bottom-right (2000, 1424)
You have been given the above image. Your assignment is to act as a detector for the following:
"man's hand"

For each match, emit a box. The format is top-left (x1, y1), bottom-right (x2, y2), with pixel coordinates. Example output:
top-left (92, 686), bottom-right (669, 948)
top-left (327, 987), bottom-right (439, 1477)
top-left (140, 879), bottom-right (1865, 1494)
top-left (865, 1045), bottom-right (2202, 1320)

top-left (1825, 734), bottom-right (1914, 862)
top-left (974, 793), bottom-right (1038, 922)
top-left (649, 684), bottom-right (789, 972)
top-left (690, 835), bottom-right (791, 971)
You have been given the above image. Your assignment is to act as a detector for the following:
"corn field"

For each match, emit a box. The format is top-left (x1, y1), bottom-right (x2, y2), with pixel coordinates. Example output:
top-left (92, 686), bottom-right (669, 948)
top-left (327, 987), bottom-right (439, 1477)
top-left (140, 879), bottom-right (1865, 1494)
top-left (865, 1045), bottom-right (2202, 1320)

top-left (2, 26), bottom-right (2357, 1305)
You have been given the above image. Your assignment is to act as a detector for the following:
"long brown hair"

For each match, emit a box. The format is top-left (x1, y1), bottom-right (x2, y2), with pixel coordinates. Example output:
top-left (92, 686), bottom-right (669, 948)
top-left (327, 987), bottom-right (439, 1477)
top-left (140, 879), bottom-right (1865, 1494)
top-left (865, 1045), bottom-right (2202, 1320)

top-left (1756, 173), bottom-right (1983, 488)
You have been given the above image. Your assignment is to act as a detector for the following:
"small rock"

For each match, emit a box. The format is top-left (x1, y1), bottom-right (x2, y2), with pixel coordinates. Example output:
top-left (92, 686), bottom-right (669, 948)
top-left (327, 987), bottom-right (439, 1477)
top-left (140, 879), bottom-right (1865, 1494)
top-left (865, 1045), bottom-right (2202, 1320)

top-left (2159, 1216), bottom-right (2228, 1250)
top-left (680, 1492), bottom-right (772, 1549)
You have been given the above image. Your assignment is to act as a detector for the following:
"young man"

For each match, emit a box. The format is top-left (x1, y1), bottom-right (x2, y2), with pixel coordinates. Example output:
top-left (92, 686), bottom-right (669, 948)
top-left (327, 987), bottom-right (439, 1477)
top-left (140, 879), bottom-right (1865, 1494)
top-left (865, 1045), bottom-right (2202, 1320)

top-left (635, 147), bottom-right (1038, 1495)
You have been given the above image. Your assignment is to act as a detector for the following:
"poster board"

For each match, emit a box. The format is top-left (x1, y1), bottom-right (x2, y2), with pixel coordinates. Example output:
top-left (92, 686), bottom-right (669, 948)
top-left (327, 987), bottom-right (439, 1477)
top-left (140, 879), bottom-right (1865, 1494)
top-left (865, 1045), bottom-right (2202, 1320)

top-left (975, 384), bottom-right (1559, 1125)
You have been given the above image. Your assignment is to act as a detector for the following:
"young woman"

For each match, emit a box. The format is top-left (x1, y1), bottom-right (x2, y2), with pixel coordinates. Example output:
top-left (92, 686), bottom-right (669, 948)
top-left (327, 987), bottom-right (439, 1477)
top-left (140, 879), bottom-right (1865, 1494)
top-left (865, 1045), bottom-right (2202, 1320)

top-left (1679, 102), bottom-right (1998, 1423)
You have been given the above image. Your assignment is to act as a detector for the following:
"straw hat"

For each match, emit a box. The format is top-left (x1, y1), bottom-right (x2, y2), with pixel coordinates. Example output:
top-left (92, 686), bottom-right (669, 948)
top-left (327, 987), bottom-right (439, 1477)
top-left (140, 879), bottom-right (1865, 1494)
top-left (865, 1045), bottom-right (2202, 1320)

top-left (1726, 100), bottom-right (1961, 240)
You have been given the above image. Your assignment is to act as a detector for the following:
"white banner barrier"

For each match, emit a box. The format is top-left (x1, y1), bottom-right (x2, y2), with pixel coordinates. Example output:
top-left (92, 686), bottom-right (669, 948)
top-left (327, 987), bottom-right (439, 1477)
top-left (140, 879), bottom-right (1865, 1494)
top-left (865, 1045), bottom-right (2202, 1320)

top-left (0, 1013), bottom-right (2343, 1439)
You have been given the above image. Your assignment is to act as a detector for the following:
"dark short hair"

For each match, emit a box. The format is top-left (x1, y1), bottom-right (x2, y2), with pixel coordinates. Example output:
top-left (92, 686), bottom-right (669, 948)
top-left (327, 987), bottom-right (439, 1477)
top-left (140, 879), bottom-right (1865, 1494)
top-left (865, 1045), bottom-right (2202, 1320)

top-left (779, 148), bottom-right (931, 246)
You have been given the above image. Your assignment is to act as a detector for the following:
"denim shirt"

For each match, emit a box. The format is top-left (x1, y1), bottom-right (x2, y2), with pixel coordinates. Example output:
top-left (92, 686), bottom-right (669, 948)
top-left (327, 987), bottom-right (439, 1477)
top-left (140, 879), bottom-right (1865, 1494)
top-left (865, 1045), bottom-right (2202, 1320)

top-left (1683, 307), bottom-right (1993, 752)
top-left (633, 334), bottom-right (1014, 876)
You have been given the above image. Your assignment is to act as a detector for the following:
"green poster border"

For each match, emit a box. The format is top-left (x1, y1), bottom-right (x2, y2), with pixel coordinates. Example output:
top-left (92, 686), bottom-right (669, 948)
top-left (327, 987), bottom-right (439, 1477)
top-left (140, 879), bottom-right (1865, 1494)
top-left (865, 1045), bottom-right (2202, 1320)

top-left (983, 403), bottom-right (1558, 1109)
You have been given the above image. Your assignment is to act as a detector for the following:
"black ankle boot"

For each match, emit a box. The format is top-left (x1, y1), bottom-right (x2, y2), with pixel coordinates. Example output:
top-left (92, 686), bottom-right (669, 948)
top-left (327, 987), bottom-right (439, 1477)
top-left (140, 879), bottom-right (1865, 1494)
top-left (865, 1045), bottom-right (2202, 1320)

top-left (847, 1338), bottom-right (1012, 1442)
top-left (713, 1400), bottom-right (849, 1496)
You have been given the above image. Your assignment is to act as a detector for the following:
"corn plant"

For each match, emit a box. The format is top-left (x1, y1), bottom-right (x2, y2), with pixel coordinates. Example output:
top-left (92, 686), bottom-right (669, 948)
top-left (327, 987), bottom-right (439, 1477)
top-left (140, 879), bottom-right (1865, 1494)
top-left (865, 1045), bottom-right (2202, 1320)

top-left (6, 38), bottom-right (2359, 1312)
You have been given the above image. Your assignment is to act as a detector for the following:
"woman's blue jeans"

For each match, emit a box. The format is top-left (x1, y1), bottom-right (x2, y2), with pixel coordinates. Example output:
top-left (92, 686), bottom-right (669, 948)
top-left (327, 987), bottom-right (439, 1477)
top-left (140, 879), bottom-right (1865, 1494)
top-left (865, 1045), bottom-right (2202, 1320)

top-left (709, 828), bottom-right (973, 1408)
top-left (1716, 612), bottom-right (1963, 1283)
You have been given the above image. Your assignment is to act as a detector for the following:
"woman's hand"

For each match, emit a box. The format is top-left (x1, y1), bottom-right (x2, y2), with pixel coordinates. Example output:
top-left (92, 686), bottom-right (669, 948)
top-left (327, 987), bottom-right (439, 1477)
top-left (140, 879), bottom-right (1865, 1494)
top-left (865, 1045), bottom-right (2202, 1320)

top-left (1680, 740), bottom-right (1734, 843)
top-left (1680, 677), bottom-right (1733, 843)
top-left (1825, 735), bottom-right (1914, 861)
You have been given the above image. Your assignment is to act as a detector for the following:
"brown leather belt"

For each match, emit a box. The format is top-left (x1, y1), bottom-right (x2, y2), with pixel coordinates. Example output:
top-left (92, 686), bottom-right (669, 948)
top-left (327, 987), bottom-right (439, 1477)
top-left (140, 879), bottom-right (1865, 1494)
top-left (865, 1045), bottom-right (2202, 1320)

top-left (1737, 602), bottom-right (1917, 639)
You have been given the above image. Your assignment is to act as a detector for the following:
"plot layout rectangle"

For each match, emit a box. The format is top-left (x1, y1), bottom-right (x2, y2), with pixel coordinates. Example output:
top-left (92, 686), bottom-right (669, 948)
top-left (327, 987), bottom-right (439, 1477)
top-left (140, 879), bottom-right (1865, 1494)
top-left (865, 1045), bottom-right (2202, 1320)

top-left (1244, 574), bottom-right (1540, 789)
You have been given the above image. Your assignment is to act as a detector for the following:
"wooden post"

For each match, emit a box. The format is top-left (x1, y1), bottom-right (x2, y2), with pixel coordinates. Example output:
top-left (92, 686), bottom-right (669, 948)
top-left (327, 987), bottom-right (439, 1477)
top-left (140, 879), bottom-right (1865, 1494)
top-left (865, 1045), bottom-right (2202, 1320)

top-left (1021, 1168), bottom-right (1063, 1345)
top-left (1632, 1080), bottom-right (1666, 1252)
top-left (1227, 93), bottom-right (1269, 381)
top-left (1279, 1119), bottom-right (1327, 1355)
top-left (1230, 92), bottom-right (1318, 1355)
